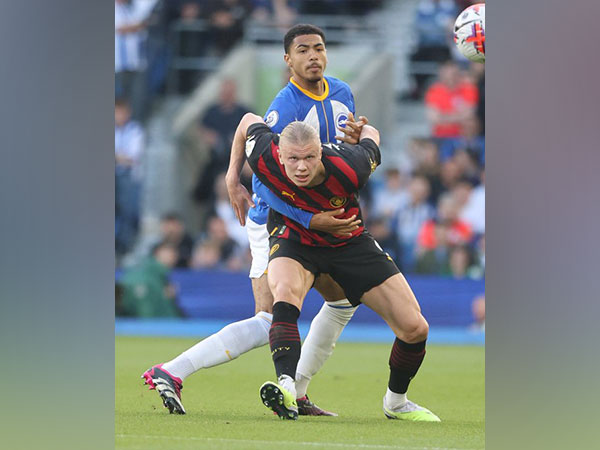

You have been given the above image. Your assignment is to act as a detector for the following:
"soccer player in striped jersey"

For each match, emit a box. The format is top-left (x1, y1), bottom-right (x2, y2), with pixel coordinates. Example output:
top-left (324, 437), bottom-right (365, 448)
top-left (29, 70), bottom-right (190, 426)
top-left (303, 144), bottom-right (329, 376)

top-left (141, 24), bottom-right (363, 416)
top-left (230, 114), bottom-right (440, 422)
top-left (237, 24), bottom-right (369, 415)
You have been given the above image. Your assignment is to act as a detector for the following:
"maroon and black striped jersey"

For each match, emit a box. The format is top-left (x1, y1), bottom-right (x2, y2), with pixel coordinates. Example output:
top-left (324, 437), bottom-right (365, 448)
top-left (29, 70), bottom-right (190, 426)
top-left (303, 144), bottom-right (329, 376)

top-left (245, 123), bottom-right (381, 247)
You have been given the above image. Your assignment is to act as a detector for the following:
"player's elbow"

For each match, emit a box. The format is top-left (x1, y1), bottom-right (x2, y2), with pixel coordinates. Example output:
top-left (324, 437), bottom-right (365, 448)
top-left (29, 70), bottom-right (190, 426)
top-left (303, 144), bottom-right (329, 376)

top-left (238, 112), bottom-right (264, 137)
top-left (361, 125), bottom-right (380, 146)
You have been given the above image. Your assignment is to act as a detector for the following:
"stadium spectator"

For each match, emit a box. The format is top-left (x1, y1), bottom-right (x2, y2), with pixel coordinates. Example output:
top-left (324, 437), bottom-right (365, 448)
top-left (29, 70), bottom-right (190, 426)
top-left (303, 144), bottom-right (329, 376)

top-left (205, 0), bottom-right (252, 55)
top-left (156, 212), bottom-right (195, 268)
top-left (447, 244), bottom-right (473, 278)
top-left (459, 169), bottom-right (485, 235)
top-left (115, 98), bottom-right (145, 258)
top-left (415, 192), bottom-right (473, 274)
top-left (298, 0), bottom-right (382, 16)
top-left (371, 167), bottom-right (409, 220)
top-left (471, 61), bottom-right (485, 134)
top-left (190, 239), bottom-right (223, 269)
top-left (439, 157), bottom-right (464, 193)
top-left (425, 60), bottom-right (478, 138)
top-left (117, 242), bottom-right (181, 317)
top-left (190, 215), bottom-right (244, 270)
top-left (115, 0), bottom-right (151, 121)
top-left (193, 79), bottom-right (250, 214)
top-left (439, 115), bottom-right (485, 169)
top-left (471, 293), bottom-right (485, 331)
top-left (251, 0), bottom-right (297, 29)
top-left (214, 173), bottom-right (250, 251)
top-left (367, 216), bottom-right (403, 270)
top-left (410, 139), bottom-right (444, 207)
top-left (408, 0), bottom-right (457, 99)
top-left (392, 174), bottom-right (435, 271)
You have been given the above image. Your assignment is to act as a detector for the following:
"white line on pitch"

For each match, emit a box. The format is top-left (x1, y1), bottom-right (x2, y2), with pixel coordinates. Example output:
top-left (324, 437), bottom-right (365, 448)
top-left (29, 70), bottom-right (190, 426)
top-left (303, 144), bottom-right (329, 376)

top-left (115, 434), bottom-right (480, 450)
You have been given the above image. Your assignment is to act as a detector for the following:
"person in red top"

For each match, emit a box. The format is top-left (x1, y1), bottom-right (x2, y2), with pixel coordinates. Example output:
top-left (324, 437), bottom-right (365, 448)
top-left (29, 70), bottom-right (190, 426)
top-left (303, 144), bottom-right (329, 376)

top-left (425, 60), bottom-right (479, 138)
top-left (416, 193), bottom-right (473, 274)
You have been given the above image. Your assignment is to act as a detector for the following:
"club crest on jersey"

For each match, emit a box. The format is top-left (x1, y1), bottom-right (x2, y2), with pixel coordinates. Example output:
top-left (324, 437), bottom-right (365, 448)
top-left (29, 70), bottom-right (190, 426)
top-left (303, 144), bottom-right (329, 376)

top-left (329, 196), bottom-right (347, 208)
top-left (269, 243), bottom-right (280, 256)
top-left (265, 110), bottom-right (279, 127)
top-left (335, 112), bottom-right (348, 129)
top-left (281, 190), bottom-right (296, 201)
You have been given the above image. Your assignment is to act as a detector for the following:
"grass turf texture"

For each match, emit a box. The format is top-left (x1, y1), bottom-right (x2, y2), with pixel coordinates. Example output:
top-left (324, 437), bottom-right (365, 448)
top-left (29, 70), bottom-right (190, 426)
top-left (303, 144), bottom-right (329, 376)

top-left (116, 336), bottom-right (484, 450)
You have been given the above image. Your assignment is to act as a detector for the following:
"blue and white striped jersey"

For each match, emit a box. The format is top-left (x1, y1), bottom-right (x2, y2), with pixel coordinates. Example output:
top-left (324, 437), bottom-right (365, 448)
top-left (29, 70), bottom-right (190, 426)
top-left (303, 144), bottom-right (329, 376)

top-left (248, 76), bottom-right (356, 225)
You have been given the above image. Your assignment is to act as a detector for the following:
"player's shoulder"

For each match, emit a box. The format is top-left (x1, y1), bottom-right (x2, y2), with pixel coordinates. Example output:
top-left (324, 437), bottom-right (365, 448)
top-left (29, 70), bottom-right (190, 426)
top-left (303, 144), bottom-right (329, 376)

top-left (271, 81), bottom-right (301, 104)
top-left (326, 76), bottom-right (353, 95)
top-left (247, 122), bottom-right (273, 139)
top-left (265, 82), bottom-right (300, 127)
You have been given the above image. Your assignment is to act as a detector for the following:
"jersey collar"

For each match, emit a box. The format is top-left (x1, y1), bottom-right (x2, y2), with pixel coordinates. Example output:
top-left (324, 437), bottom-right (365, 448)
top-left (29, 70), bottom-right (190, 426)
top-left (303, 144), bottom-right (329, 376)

top-left (290, 77), bottom-right (329, 101)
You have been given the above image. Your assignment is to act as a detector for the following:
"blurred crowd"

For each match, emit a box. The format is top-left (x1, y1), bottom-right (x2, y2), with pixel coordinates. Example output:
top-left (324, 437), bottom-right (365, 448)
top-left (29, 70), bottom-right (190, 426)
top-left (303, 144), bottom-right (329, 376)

top-left (115, 0), bottom-right (485, 318)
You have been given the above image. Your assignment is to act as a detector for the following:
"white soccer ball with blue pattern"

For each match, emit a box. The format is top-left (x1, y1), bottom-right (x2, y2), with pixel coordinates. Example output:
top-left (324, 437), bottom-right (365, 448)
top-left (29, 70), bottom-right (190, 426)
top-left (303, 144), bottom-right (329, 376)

top-left (454, 3), bottom-right (485, 63)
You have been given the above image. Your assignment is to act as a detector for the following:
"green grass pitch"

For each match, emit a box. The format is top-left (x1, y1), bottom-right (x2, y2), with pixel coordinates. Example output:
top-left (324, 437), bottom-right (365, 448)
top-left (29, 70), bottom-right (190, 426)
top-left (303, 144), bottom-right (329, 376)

top-left (116, 336), bottom-right (484, 449)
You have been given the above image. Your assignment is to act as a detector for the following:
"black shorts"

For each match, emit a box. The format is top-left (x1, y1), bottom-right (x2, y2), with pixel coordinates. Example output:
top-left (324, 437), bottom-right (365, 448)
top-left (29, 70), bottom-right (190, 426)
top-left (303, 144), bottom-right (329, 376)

top-left (268, 232), bottom-right (400, 306)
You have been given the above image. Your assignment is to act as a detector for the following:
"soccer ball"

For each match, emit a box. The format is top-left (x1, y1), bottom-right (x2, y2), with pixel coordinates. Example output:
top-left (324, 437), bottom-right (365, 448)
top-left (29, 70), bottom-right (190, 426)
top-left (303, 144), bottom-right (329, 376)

top-left (453, 3), bottom-right (485, 62)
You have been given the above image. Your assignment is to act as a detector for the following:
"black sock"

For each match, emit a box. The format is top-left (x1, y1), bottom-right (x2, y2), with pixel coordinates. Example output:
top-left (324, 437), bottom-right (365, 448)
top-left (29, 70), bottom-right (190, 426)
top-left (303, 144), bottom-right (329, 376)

top-left (388, 338), bottom-right (427, 394)
top-left (269, 302), bottom-right (301, 379)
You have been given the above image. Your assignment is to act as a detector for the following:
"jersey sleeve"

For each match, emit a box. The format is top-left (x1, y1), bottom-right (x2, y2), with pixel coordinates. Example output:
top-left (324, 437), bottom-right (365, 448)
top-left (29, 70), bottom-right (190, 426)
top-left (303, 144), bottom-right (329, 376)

top-left (253, 177), bottom-right (314, 229)
top-left (245, 122), bottom-right (276, 172)
top-left (263, 92), bottom-right (298, 134)
top-left (338, 138), bottom-right (381, 189)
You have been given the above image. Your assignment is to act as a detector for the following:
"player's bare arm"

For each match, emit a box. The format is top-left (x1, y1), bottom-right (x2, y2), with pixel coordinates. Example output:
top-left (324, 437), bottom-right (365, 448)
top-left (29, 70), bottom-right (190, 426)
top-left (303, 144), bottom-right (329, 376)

top-left (337, 112), bottom-right (369, 144)
top-left (225, 113), bottom-right (264, 225)
top-left (358, 124), bottom-right (380, 146)
top-left (309, 209), bottom-right (361, 237)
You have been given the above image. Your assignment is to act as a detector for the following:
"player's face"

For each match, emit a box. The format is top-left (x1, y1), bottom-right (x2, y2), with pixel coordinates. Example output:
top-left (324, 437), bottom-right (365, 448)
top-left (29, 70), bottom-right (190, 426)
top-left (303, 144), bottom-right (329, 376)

top-left (278, 140), bottom-right (323, 187)
top-left (285, 34), bottom-right (328, 83)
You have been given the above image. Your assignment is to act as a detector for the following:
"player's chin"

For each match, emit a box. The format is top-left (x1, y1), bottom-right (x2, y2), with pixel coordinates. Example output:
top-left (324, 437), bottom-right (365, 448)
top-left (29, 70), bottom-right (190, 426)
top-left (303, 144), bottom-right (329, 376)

top-left (294, 175), bottom-right (310, 186)
top-left (305, 72), bottom-right (323, 82)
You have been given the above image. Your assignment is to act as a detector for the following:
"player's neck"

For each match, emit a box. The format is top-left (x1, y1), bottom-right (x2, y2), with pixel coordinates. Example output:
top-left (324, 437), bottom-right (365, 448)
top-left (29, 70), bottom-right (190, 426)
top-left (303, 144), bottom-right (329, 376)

top-left (292, 76), bottom-right (325, 97)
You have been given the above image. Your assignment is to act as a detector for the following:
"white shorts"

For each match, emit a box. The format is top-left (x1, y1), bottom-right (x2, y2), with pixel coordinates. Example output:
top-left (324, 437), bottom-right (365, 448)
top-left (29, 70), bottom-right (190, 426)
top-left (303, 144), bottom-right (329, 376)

top-left (247, 217), bottom-right (270, 279)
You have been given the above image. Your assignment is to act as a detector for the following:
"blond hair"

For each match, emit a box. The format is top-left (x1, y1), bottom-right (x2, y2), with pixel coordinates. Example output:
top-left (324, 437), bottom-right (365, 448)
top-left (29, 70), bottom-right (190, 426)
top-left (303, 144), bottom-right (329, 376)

top-left (279, 121), bottom-right (320, 149)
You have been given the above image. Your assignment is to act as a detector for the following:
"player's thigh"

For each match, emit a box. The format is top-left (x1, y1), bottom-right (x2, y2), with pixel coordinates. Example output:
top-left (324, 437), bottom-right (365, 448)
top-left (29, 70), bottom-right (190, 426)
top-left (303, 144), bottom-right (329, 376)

top-left (313, 273), bottom-right (346, 301)
top-left (267, 257), bottom-right (315, 310)
top-left (251, 274), bottom-right (274, 314)
top-left (361, 273), bottom-right (428, 342)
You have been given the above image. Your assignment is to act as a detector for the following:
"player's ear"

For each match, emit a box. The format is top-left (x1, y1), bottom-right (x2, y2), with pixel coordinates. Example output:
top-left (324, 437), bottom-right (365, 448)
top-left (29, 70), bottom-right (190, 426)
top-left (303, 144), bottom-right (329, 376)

top-left (277, 148), bottom-right (283, 164)
top-left (283, 53), bottom-right (291, 67)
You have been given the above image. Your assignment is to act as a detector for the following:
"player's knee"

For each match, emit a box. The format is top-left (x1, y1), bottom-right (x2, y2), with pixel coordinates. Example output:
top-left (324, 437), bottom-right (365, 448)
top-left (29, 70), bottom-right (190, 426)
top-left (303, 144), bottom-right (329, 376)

top-left (402, 317), bottom-right (429, 343)
top-left (270, 280), bottom-right (301, 305)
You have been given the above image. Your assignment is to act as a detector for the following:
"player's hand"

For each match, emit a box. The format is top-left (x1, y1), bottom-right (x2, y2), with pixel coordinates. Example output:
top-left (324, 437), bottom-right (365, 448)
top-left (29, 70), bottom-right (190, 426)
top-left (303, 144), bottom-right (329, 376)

top-left (337, 112), bottom-right (369, 145)
top-left (226, 180), bottom-right (255, 226)
top-left (309, 208), bottom-right (361, 236)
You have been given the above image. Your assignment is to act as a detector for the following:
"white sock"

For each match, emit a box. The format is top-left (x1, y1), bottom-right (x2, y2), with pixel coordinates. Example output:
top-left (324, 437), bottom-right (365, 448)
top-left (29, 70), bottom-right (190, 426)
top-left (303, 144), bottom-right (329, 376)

top-left (278, 374), bottom-right (297, 399)
top-left (162, 311), bottom-right (272, 380)
top-left (384, 387), bottom-right (407, 410)
top-left (295, 299), bottom-right (357, 398)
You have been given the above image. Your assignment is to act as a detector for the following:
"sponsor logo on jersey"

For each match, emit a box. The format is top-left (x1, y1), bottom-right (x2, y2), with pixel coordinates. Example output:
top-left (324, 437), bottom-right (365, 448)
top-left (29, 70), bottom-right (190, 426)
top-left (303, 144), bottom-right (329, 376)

top-left (265, 110), bottom-right (279, 127)
top-left (281, 190), bottom-right (296, 201)
top-left (329, 196), bottom-right (347, 208)
top-left (269, 243), bottom-right (280, 256)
